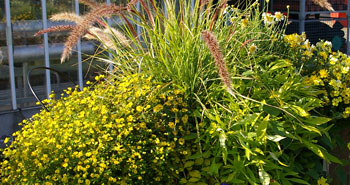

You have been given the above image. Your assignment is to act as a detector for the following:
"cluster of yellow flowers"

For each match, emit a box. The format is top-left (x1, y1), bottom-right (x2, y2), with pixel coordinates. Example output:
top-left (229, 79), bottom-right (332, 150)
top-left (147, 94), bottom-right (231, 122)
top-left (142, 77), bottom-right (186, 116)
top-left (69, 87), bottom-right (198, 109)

top-left (0, 74), bottom-right (192, 184)
top-left (285, 33), bottom-right (350, 118)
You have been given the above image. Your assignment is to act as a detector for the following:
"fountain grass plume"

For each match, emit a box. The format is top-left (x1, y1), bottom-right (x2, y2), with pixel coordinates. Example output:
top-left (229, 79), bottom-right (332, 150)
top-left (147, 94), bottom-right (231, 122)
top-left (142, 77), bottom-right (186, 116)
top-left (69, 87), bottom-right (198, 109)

top-left (34, 0), bottom-right (140, 63)
top-left (61, 3), bottom-right (126, 62)
top-left (312, 0), bottom-right (334, 11)
top-left (79, 0), bottom-right (99, 8)
top-left (201, 30), bottom-right (232, 92)
top-left (50, 12), bottom-right (84, 23)
top-left (34, 25), bottom-right (76, 37)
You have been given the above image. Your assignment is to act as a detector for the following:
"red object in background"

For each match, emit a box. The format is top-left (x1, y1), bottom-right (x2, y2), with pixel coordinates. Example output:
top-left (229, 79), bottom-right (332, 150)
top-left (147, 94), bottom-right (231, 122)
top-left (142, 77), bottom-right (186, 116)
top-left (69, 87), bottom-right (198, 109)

top-left (330, 0), bottom-right (347, 27)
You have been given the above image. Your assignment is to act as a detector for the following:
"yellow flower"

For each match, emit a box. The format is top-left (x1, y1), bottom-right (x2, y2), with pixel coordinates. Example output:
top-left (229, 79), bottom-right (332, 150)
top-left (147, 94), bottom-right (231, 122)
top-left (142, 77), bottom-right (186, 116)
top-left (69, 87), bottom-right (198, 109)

top-left (178, 138), bottom-right (185, 145)
top-left (249, 43), bottom-right (258, 54)
top-left (127, 115), bottom-right (134, 122)
top-left (341, 66), bottom-right (349, 74)
top-left (241, 18), bottom-right (249, 28)
top-left (317, 176), bottom-right (329, 185)
top-left (319, 51), bottom-right (328, 60)
top-left (62, 162), bottom-right (68, 168)
top-left (136, 106), bottom-right (143, 112)
top-left (4, 137), bottom-right (10, 144)
top-left (153, 104), bottom-right (163, 113)
top-left (168, 122), bottom-right (175, 129)
top-left (319, 69), bottom-right (329, 78)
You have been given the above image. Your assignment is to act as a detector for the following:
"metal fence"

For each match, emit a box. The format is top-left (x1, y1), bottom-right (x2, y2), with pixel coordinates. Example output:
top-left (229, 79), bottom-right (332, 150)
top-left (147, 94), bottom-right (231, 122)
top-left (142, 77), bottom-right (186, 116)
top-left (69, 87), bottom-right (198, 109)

top-left (0, 0), bottom-right (131, 145)
top-left (270, 0), bottom-right (350, 55)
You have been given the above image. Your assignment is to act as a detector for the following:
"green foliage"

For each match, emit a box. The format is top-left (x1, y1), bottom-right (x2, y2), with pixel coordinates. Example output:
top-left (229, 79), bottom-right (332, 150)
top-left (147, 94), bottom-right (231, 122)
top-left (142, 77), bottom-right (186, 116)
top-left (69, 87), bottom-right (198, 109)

top-left (284, 32), bottom-right (350, 120)
top-left (1, 0), bottom-right (343, 184)
top-left (187, 57), bottom-right (339, 184)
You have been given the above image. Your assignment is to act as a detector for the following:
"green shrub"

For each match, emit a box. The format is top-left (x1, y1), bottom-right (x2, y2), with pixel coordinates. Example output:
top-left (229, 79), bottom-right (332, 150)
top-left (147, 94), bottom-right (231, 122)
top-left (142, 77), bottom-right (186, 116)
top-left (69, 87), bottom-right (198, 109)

top-left (284, 32), bottom-right (350, 120)
top-left (0, 74), bottom-right (193, 184)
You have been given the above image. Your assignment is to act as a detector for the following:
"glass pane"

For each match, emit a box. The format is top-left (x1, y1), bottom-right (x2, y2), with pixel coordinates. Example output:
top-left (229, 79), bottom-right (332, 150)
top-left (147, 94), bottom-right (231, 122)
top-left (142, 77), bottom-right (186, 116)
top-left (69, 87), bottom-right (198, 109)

top-left (0, 0), bottom-right (113, 111)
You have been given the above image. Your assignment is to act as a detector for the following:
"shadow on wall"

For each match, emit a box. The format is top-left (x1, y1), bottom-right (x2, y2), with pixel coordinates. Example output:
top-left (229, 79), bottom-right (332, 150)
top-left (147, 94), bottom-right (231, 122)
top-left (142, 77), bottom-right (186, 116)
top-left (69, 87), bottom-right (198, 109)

top-left (286, 21), bottom-right (346, 53)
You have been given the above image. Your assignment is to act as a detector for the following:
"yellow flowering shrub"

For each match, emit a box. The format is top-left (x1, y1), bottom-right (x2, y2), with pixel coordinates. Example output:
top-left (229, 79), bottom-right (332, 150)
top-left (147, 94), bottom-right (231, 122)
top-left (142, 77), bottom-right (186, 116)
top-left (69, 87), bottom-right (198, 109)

top-left (284, 33), bottom-right (350, 119)
top-left (0, 74), bottom-right (191, 184)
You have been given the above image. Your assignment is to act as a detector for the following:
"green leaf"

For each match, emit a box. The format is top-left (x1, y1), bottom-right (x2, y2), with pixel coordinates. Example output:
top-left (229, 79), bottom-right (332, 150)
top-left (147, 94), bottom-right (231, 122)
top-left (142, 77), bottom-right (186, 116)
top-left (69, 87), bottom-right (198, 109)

top-left (189, 170), bottom-right (201, 178)
top-left (298, 124), bottom-right (321, 135)
top-left (222, 147), bottom-right (228, 165)
top-left (209, 159), bottom-right (219, 175)
top-left (270, 181), bottom-right (281, 185)
top-left (258, 167), bottom-right (270, 185)
top-left (187, 153), bottom-right (202, 160)
top-left (230, 179), bottom-right (245, 183)
top-left (336, 167), bottom-right (347, 185)
top-left (184, 161), bottom-right (195, 168)
top-left (281, 179), bottom-right (293, 185)
top-left (183, 133), bottom-right (197, 140)
top-left (263, 105), bottom-right (281, 116)
top-left (242, 70), bottom-right (254, 76)
top-left (289, 105), bottom-right (310, 117)
top-left (226, 172), bottom-right (235, 182)
top-left (202, 151), bottom-right (211, 158)
top-left (239, 139), bottom-right (253, 160)
top-left (286, 178), bottom-right (310, 185)
top-left (188, 177), bottom-right (199, 182)
top-left (269, 59), bottom-right (292, 71)
top-left (233, 114), bottom-right (260, 128)
top-left (204, 111), bottom-right (215, 121)
top-left (267, 135), bottom-right (286, 142)
top-left (269, 152), bottom-right (288, 167)
top-left (302, 139), bottom-right (342, 164)
top-left (303, 116), bottom-right (331, 125)
top-left (257, 118), bottom-right (268, 141)
top-left (179, 178), bottom-right (187, 184)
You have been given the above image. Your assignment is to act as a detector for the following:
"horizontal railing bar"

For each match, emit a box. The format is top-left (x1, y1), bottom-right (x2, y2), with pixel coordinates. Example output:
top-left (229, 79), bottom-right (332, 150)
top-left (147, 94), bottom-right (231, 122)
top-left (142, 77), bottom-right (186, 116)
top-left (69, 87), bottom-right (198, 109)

top-left (0, 82), bottom-right (78, 105)
top-left (0, 41), bottom-right (95, 64)
top-left (0, 17), bottom-right (124, 33)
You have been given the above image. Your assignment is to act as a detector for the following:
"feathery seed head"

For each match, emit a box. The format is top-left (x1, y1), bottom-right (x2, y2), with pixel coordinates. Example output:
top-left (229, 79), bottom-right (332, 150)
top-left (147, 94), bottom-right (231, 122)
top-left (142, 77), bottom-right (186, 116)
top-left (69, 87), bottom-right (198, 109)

top-left (201, 30), bottom-right (232, 91)
top-left (312, 0), bottom-right (334, 11)
top-left (34, 25), bottom-right (76, 37)
top-left (50, 12), bottom-right (84, 24)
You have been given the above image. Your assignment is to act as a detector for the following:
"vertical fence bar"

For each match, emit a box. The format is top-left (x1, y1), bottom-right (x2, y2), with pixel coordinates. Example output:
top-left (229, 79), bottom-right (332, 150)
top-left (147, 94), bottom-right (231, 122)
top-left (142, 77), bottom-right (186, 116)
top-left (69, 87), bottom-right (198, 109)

top-left (136, 1), bottom-right (141, 36)
top-left (270, 0), bottom-right (274, 12)
top-left (163, 1), bottom-right (168, 19)
top-left (75, 0), bottom-right (84, 90)
top-left (5, 0), bottom-right (17, 110)
top-left (41, 0), bottom-right (51, 98)
top-left (106, 0), bottom-right (114, 71)
top-left (347, 0), bottom-right (350, 55)
top-left (191, 0), bottom-right (195, 11)
top-left (299, 0), bottom-right (306, 34)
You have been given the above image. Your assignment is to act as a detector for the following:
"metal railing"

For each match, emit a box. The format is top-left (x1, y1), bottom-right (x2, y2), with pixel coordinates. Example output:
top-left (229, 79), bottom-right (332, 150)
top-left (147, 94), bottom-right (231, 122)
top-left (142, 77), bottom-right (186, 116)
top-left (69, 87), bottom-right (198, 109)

top-left (2, 0), bottom-right (138, 111)
top-left (270, 0), bottom-right (350, 55)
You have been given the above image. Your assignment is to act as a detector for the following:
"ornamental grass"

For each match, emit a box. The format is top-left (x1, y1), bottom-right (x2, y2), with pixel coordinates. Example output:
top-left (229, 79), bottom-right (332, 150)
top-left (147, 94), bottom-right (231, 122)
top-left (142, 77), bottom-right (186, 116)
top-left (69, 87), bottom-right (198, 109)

top-left (1, 0), bottom-right (347, 185)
